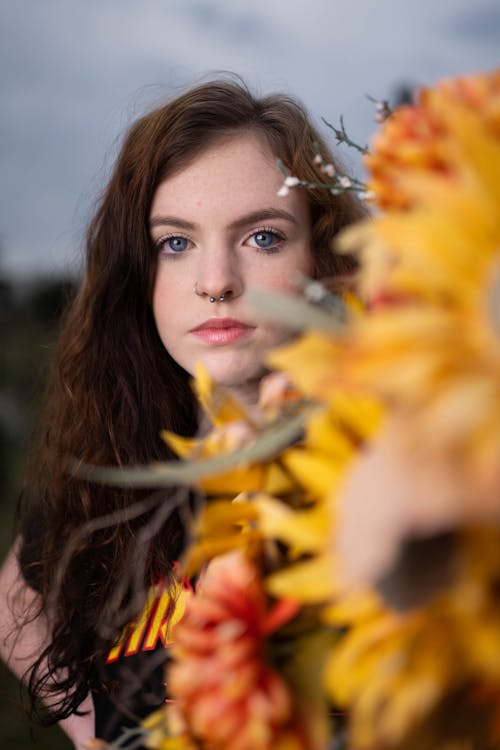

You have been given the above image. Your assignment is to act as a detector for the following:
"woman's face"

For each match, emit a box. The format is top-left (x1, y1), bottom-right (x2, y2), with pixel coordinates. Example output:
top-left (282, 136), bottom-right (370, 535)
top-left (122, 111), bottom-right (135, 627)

top-left (150, 130), bottom-right (313, 393)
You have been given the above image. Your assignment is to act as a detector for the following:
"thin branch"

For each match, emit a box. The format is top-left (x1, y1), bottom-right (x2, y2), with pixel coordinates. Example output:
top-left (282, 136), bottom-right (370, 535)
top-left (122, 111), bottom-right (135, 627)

top-left (321, 115), bottom-right (369, 155)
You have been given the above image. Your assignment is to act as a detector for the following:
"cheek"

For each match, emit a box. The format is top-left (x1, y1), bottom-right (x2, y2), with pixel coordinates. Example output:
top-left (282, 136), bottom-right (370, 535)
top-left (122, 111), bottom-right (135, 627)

top-left (152, 277), bottom-right (177, 346)
top-left (152, 278), bottom-right (162, 326)
top-left (297, 246), bottom-right (315, 277)
top-left (265, 247), bottom-right (314, 292)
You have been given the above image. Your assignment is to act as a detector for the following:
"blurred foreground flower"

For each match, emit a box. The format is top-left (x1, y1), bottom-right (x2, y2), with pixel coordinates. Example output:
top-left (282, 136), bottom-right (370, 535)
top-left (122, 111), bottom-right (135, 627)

top-left (335, 67), bottom-right (500, 584)
top-left (365, 68), bottom-right (500, 209)
top-left (325, 530), bottom-right (500, 749)
top-left (322, 66), bottom-right (500, 747)
top-left (157, 551), bottom-right (309, 750)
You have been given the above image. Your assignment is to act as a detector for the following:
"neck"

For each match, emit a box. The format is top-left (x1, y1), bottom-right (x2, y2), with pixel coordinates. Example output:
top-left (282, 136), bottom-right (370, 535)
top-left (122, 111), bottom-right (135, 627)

top-left (227, 378), bottom-right (262, 411)
top-left (197, 376), bottom-right (263, 438)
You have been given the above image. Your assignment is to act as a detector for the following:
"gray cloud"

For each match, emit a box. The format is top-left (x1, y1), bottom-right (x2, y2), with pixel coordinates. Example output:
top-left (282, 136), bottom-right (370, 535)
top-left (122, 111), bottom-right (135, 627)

top-left (445, 1), bottom-right (500, 42)
top-left (173, 0), bottom-right (268, 42)
top-left (0, 0), bottom-right (498, 278)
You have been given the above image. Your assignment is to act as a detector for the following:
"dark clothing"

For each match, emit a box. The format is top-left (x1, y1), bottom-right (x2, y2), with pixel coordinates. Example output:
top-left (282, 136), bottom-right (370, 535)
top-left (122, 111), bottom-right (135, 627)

top-left (18, 508), bottom-right (187, 745)
top-left (90, 610), bottom-right (169, 742)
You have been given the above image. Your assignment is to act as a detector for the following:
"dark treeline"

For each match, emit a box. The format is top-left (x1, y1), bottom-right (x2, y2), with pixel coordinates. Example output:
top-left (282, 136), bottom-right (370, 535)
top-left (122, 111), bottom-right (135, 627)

top-left (0, 275), bottom-right (78, 542)
top-left (0, 274), bottom-right (77, 750)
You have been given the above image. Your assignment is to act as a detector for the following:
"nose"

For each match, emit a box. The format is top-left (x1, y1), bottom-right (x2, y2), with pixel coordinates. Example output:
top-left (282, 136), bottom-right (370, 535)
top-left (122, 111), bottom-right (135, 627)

top-left (194, 244), bottom-right (243, 302)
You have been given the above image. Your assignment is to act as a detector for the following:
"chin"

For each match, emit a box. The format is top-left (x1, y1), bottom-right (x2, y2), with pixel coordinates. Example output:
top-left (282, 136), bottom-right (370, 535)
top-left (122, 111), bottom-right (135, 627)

top-left (202, 357), bottom-right (267, 390)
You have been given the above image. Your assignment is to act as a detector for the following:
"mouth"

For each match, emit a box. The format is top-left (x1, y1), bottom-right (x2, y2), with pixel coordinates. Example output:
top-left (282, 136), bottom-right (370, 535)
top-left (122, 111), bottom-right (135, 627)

top-left (190, 318), bottom-right (256, 346)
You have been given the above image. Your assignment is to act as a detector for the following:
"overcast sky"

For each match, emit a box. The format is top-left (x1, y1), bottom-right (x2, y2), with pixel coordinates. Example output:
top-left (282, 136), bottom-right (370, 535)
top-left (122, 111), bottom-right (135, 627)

top-left (1, 0), bottom-right (499, 279)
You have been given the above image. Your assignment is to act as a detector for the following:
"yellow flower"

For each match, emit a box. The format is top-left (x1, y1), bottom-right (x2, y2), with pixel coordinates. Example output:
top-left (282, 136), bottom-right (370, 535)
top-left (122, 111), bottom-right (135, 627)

top-left (327, 602), bottom-right (460, 747)
top-left (162, 364), bottom-right (262, 495)
top-left (301, 70), bottom-right (500, 749)
top-left (163, 365), bottom-right (316, 576)
top-left (256, 495), bottom-right (338, 604)
top-left (324, 530), bottom-right (500, 748)
top-left (256, 400), bottom-right (382, 605)
top-left (336, 78), bottom-right (500, 520)
top-left (162, 364), bottom-right (297, 496)
top-left (365, 68), bottom-right (500, 209)
top-left (268, 332), bottom-right (383, 433)
top-left (181, 495), bottom-right (262, 576)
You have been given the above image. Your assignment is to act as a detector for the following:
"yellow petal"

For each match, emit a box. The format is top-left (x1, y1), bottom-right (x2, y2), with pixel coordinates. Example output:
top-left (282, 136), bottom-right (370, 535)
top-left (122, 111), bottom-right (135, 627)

top-left (162, 430), bottom-right (201, 459)
top-left (282, 447), bottom-right (346, 499)
top-left (266, 555), bottom-right (337, 603)
top-left (193, 362), bottom-right (248, 425)
top-left (195, 499), bottom-right (259, 535)
top-left (268, 332), bottom-right (341, 400)
top-left (255, 494), bottom-right (329, 554)
top-left (199, 465), bottom-right (264, 495)
top-left (263, 461), bottom-right (296, 496)
top-left (305, 409), bottom-right (355, 462)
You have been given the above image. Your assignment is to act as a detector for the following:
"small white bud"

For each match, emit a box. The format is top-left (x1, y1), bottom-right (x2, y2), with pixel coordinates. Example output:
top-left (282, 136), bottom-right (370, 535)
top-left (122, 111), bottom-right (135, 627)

top-left (284, 176), bottom-right (300, 187)
top-left (358, 190), bottom-right (375, 201)
top-left (304, 281), bottom-right (327, 303)
top-left (321, 163), bottom-right (336, 178)
top-left (277, 184), bottom-right (290, 197)
top-left (374, 101), bottom-right (391, 123)
top-left (313, 153), bottom-right (323, 165)
top-left (339, 176), bottom-right (352, 189)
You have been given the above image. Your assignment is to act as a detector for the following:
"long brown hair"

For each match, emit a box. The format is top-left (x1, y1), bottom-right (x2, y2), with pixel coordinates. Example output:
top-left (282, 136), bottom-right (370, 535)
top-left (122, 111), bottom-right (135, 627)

top-left (18, 77), bottom-right (366, 722)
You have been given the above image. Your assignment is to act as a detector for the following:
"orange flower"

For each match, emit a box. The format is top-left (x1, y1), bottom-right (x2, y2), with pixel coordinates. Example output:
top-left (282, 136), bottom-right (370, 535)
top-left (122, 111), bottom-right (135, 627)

top-left (365, 68), bottom-right (500, 209)
top-left (168, 552), bottom-right (306, 750)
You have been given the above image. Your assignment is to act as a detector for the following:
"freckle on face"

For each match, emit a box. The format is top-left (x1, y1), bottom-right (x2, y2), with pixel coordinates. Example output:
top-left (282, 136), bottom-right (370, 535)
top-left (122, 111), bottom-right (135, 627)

top-left (150, 131), bottom-right (313, 390)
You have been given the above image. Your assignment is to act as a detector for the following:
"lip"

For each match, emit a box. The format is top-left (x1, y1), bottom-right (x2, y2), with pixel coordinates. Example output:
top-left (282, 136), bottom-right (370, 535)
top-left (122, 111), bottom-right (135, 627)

top-left (190, 317), bottom-right (256, 346)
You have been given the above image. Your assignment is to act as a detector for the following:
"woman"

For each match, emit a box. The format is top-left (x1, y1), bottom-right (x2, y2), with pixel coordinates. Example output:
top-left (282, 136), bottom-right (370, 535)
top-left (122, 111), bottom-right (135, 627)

top-left (0, 77), bottom-right (365, 748)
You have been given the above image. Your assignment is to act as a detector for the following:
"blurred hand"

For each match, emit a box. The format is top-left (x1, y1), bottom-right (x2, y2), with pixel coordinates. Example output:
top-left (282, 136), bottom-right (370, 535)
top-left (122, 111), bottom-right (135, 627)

top-left (335, 415), bottom-right (500, 590)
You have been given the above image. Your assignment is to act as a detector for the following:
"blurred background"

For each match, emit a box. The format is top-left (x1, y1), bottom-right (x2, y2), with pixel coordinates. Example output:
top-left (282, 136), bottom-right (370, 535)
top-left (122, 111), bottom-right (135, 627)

top-left (1, 1), bottom-right (498, 747)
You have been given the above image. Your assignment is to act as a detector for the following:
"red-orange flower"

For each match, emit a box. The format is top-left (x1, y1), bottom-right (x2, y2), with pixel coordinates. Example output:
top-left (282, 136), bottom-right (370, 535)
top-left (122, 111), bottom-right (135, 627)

top-left (168, 552), bottom-right (305, 750)
top-left (365, 68), bottom-right (500, 209)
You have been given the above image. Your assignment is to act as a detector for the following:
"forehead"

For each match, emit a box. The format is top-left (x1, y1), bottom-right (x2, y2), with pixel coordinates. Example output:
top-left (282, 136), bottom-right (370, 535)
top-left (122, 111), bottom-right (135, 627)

top-left (150, 131), bottom-right (307, 220)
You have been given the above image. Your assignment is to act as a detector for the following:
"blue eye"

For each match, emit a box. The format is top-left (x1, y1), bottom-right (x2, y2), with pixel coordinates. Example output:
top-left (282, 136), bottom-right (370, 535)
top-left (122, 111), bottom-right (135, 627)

top-left (155, 234), bottom-right (191, 255)
top-left (251, 229), bottom-right (285, 252)
top-left (165, 236), bottom-right (189, 253)
top-left (254, 231), bottom-right (275, 248)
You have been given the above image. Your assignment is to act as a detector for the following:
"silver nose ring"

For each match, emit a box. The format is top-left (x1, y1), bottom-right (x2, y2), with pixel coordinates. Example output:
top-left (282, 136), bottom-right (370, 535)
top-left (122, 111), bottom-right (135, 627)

top-left (209, 294), bottom-right (226, 303)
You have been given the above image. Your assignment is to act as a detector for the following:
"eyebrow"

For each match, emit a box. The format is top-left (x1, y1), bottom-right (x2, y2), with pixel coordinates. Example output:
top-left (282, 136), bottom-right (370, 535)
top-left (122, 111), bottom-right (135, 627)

top-left (149, 207), bottom-right (298, 231)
